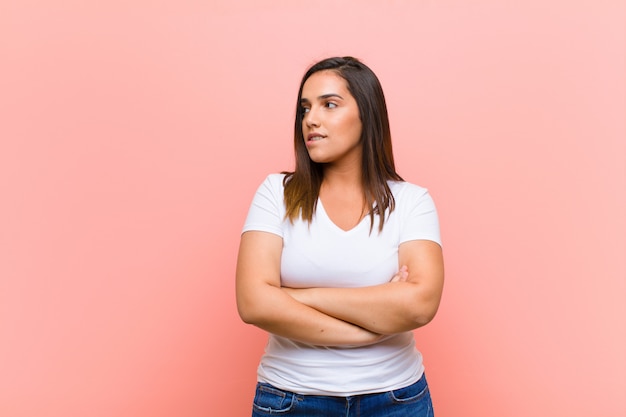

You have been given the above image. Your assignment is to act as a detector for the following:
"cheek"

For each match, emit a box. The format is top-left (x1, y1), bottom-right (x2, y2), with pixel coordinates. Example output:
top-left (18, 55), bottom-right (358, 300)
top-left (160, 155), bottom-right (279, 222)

top-left (348, 116), bottom-right (363, 141)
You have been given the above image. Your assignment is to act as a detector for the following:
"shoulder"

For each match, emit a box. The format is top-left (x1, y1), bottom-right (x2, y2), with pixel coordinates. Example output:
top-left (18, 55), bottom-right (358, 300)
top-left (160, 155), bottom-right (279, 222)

top-left (262, 173), bottom-right (287, 188)
top-left (242, 173), bottom-right (288, 235)
top-left (255, 173), bottom-right (287, 197)
top-left (388, 180), bottom-right (431, 203)
top-left (388, 180), bottom-right (438, 217)
top-left (389, 180), bottom-right (441, 245)
top-left (267, 172), bottom-right (287, 183)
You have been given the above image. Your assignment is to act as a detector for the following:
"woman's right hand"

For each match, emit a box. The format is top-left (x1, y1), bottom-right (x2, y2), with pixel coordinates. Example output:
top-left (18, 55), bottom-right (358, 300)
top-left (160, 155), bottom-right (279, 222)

top-left (389, 265), bottom-right (409, 283)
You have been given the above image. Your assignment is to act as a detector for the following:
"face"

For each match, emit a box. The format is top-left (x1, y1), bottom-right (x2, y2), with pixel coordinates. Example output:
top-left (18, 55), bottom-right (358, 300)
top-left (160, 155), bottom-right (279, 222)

top-left (300, 71), bottom-right (363, 166)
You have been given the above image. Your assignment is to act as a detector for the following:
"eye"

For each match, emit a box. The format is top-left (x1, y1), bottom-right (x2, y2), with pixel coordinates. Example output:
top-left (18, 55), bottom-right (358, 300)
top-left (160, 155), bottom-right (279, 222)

top-left (301, 106), bottom-right (310, 114)
top-left (325, 102), bottom-right (337, 109)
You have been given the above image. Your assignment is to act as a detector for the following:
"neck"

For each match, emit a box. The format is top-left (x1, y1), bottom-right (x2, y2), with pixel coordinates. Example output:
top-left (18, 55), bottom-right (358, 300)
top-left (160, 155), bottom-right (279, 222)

top-left (321, 161), bottom-right (362, 190)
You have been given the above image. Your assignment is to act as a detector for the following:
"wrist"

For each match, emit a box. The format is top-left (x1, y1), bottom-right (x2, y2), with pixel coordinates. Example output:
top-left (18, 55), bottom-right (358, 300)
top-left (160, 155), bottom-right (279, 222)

top-left (282, 287), bottom-right (313, 307)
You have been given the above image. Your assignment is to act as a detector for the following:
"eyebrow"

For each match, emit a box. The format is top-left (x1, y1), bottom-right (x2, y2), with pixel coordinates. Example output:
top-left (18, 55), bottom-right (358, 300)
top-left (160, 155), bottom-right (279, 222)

top-left (300, 93), bottom-right (344, 103)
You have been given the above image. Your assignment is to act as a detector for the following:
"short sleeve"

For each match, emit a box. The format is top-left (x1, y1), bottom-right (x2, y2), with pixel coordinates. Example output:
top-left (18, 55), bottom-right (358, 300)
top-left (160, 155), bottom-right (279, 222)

top-left (241, 174), bottom-right (285, 237)
top-left (397, 184), bottom-right (441, 247)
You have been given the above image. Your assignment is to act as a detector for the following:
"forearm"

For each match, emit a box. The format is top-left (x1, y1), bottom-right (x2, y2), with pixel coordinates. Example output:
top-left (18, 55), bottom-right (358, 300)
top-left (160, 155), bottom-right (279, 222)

top-left (236, 231), bottom-right (381, 346)
top-left (237, 283), bottom-right (383, 347)
top-left (284, 281), bottom-right (441, 335)
top-left (285, 240), bottom-right (445, 335)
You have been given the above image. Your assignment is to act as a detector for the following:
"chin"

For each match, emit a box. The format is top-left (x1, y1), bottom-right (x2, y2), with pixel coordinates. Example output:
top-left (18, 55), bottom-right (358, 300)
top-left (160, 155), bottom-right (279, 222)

top-left (307, 152), bottom-right (329, 164)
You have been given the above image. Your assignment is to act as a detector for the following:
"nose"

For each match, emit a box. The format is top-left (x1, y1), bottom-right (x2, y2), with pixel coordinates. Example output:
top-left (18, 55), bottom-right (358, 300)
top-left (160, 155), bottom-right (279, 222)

top-left (304, 107), bottom-right (320, 128)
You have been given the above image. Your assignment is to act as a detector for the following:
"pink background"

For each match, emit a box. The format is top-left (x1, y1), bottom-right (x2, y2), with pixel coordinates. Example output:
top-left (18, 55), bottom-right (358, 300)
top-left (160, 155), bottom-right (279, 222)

top-left (1, 1), bottom-right (624, 416)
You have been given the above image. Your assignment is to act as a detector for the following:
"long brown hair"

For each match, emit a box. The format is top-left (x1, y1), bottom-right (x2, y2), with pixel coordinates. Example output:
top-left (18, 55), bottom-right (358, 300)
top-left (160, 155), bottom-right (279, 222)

top-left (283, 56), bottom-right (403, 232)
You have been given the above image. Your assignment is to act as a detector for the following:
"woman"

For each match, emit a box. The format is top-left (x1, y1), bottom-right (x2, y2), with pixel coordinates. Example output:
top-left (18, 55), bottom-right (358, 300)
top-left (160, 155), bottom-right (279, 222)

top-left (236, 56), bottom-right (444, 417)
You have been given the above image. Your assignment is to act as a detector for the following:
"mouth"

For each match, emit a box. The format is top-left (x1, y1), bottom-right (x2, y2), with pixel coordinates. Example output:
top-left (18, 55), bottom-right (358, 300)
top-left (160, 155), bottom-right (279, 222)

top-left (307, 133), bottom-right (326, 142)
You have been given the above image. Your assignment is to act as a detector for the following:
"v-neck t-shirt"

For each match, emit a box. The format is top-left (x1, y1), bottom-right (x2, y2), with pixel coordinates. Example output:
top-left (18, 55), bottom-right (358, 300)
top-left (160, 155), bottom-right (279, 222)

top-left (242, 173), bottom-right (441, 396)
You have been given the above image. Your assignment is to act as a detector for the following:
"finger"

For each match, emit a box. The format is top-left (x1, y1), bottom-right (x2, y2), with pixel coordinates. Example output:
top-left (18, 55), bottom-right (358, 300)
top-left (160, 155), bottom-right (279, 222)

top-left (390, 272), bottom-right (402, 282)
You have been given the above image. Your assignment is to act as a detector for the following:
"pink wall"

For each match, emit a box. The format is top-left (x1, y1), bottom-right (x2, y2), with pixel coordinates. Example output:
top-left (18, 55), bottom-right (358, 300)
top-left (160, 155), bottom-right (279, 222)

top-left (1, 1), bottom-right (624, 416)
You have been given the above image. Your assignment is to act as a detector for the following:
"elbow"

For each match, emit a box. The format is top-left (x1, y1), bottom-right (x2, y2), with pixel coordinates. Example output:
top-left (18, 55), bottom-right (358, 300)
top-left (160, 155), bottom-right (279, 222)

top-left (236, 296), bottom-right (263, 325)
top-left (411, 308), bottom-right (438, 328)
top-left (238, 308), bottom-right (255, 325)
top-left (403, 276), bottom-right (443, 328)
top-left (407, 294), bottom-right (442, 329)
top-left (236, 282), bottom-right (284, 326)
top-left (237, 294), bottom-right (277, 328)
top-left (237, 303), bottom-right (263, 326)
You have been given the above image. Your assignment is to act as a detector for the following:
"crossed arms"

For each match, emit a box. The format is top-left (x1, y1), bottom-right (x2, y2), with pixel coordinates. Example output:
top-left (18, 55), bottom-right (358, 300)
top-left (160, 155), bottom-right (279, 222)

top-left (235, 231), bottom-right (444, 347)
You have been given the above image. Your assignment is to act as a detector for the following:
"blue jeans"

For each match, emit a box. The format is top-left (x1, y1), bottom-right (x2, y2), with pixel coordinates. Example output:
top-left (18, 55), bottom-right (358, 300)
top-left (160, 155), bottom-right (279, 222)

top-left (251, 373), bottom-right (434, 417)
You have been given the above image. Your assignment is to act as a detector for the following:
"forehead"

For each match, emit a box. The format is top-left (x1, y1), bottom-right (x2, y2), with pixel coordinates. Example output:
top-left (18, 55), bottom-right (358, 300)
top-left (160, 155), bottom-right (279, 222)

top-left (301, 70), bottom-right (350, 97)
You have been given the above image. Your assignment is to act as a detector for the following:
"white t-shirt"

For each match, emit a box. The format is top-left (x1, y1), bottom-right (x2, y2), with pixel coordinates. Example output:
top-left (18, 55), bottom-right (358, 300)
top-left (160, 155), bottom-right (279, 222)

top-left (242, 174), bottom-right (441, 396)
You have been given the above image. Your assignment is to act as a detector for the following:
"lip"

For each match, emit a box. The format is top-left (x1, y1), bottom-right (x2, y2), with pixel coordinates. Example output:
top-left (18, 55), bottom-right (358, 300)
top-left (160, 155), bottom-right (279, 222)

top-left (306, 133), bottom-right (326, 141)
